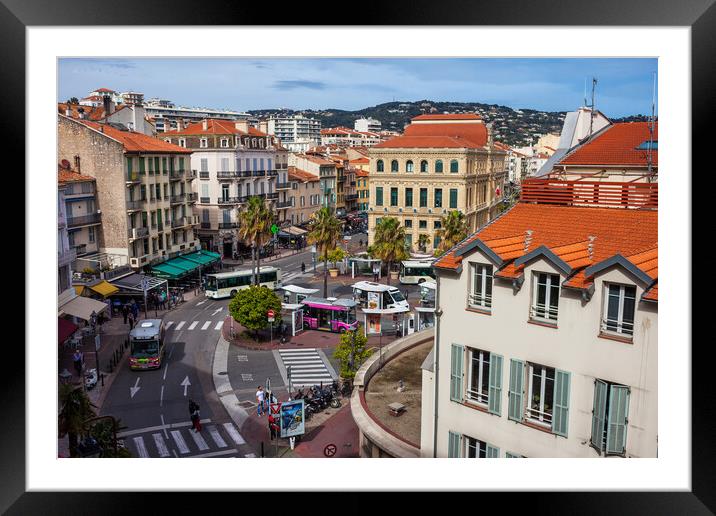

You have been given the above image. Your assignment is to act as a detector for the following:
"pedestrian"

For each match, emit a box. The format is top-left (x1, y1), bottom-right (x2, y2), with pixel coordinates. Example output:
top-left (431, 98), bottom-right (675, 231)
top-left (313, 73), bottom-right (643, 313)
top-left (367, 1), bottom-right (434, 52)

top-left (256, 386), bottom-right (265, 417)
top-left (160, 291), bottom-right (166, 310)
top-left (359, 239), bottom-right (363, 247)
top-left (268, 413), bottom-right (278, 440)
top-left (72, 348), bottom-right (84, 378)
top-left (301, 262), bottom-right (306, 274)
top-left (131, 300), bottom-right (139, 320)
top-left (128, 312), bottom-right (134, 329)
top-left (189, 399), bottom-right (202, 432)
top-left (121, 303), bottom-right (129, 324)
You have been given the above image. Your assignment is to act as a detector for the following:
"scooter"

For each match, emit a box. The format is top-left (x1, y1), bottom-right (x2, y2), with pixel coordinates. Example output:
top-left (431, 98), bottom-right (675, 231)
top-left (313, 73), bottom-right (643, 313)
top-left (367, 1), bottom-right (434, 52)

top-left (84, 368), bottom-right (98, 390)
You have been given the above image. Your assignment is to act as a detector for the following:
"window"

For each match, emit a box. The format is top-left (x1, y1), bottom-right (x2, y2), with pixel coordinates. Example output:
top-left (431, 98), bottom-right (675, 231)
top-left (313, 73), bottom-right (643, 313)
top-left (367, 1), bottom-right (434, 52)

top-left (375, 187), bottom-right (383, 206)
top-left (469, 264), bottom-right (493, 309)
top-left (435, 160), bottom-right (443, 173)
top-left (527, 363), bottom-right (555, 427)
top-left (508, 360), bottom-right (570, 436)
top-left (449, 189), bottom-right (458, 209)
top-left (420, 160), bottom-right (428, 173)
top-left (434, 188), bottom-right (442, 208)
top-left (88, 226), bottom-right (95, 243)
top-left (591, 380), bottom-right (630, 455)
top-left (390, 160), bottom-right (398, 172)
top-left (126, 157), bottom-right (133, 175)
top-left (220, 138), bottom-right (229, 148)
top-left (434, 221), bottom-right (441, 229)
top-left (434, 235), bottom-right (441, 249)
top-left (220, 158), bottom-right (230, 172)
top-left (390, 188), bottom-right (398, 206)
top-left (404, 219), bottom-right (412, 228)
top-left (450, 159), bottom-right (459, 173)
top-left (376, 160), bottom-right (384, 172)
top-left (138, 157), bottom-right (145, 175)
top-left (405, 188), bottom-right (413, 207)
top-left (419, 188), bottom-right (428, 207)
top-left (200, 138), bottom-right (208, 148)
top-left (405, 234), bottom-right (412, 248)
top-left (531, 272), bottom-right (560, 323)
top-left (465, 436), bottom-right (500, 458)
top-left (179, 138), bottom-right (186, 148)
top-left (602, 283), bottom-right (636, 336)
top-left (406, 160), bottom-right (414, 173)
top-left (419, 220), bottom-right (427, 229)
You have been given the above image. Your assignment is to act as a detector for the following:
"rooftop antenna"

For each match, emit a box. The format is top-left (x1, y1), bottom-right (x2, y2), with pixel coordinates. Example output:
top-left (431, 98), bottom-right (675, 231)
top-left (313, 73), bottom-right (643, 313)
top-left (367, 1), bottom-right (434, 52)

top-left (583, 77), bottom-right (588, 107)
top-left (647, 71), bottom-right (656, 179)
top-left (588, 77), bottom-right (598, 138)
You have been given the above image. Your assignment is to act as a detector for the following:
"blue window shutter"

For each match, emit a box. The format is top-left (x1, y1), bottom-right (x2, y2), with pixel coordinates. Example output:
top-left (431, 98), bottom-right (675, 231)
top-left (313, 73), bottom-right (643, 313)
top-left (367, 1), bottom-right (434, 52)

top-left (508, 359), bottom-right (525, 421)
top-left (488, 354), bottom-right (503, 415)
top-left (450, 344), bottom-right (464, 402)
top-left (606, 385), bottom-right (630, 455)
top-left (591, 380), bottom-right (608, 451)
top-left (552, 370), bottom-right (571, 437)
top-left (486, 444), bottom-right (500, 458)
top-left (448, 431), bottom-right (462, 458)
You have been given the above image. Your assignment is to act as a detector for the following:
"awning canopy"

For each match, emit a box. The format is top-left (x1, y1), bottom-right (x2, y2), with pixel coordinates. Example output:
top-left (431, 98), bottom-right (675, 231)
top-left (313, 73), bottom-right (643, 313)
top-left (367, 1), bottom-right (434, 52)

top-left (285, 226), bottom-right (308, 236)
top-left (150, 250), bottom-right (221, 279)
top-left (89, 280), bottom-right (119, 297)
top-left (58, 318), bottom-right (79, 345)
top-left (110, 273), bottom-right (167, 292)
top-left (281, 303), bottom-right (304, 311)
top-left (280, 285), bottom-right (319, 295)
top-left (151, 263), bottom-right (187, 279)
top-left (59, 295), bottom-right (109, 321)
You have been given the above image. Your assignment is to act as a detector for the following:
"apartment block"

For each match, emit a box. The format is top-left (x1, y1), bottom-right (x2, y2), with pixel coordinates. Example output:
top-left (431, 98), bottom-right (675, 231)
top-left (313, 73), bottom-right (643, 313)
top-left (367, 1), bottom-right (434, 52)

top-left (287, 167), bottom-right (321, 225)
top-left (58, 161), bottom-right (102, 263)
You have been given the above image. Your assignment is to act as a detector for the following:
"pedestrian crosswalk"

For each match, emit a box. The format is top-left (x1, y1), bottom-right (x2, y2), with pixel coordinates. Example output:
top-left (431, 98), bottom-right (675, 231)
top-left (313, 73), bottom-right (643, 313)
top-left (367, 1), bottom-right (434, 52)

top-left (165, 320), bottom-right (224, 331)
top-left (279, 348), bottom-right (335, 387)
top-left (119, 420), bottom-right (250, 458)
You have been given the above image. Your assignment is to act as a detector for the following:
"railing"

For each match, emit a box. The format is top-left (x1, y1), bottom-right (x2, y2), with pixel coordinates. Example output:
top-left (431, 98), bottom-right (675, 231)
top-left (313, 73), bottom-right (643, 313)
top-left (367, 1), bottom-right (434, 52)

top-left (71, 244), bottom-right (87, 256)
top-left (217, 197), bottom-right (241, 205)
top-left (275, 182), bottom-right (291, 190)
top-left (276, 200), bottom-right (292, 209)
top-left (129, 226), bottom-right (149, 239)
top-left (126, 199), bottom-right (144, 211)
top-left (529, 304), bottom-right (559, 323)
top-left (199, 171), bottom-right (210, 179)
top-left (252, 170), bottom-right (265, 177)
top-left (186, 169), bottom-right (197, 180)
top-left (467, 293), bottom-right (492, 310)
top-left (200, 197), bottom-right (210, 204)
top-left (171, 217), bottom-right (186, 228)
top-left (187, 193), bottom-right (198, 202)
top-left (345, 193), bottom-right (359, 201)
top-left (240, 170), bottom-right (253, 178)
top-left (525, 407), bottom-right (553, 426)
top-left (266, 192), bottom-right (279, 200)
top-left (217, 171), bottom-right (238, 179)
top-left (466, 388), bottom-right (488, 405)
top-left (520, 179), bottom-right (658, 209)
top-left (169, 169), bottom-right (185, 180)
top-left (170, 193), bottom-right (186, 204)
top-left (218, 222), bottom-right (238, 229)
top-left (67, 213), bottom-right (102, 227)
top-left (200, 222), bottom-right (211, 229)
top-left (102, 265), bottom-right (132, 281)
top-left (266, 170), bottom-right (278, 176)
top-left (600, 318), bottom-right (634, 336)
top-left (190, 215), bottom-right (199, 225)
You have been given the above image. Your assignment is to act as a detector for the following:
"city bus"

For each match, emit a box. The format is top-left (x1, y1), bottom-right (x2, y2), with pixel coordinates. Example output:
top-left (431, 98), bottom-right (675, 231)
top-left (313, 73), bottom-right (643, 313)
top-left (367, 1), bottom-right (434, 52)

top-left (300, 297), bottom-right (359, 333)
top-left (205, 266), bottom-right (282, 299)
top-left (399, 260), bottom-right (435, 284)
top-left (129, 319), bottom-right (165, 370)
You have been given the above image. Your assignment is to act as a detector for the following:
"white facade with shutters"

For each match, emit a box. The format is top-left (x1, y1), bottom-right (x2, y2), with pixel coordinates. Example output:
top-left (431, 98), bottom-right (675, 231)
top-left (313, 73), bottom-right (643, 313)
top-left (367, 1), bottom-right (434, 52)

top-left (421, 248), bottom-right (658, 458)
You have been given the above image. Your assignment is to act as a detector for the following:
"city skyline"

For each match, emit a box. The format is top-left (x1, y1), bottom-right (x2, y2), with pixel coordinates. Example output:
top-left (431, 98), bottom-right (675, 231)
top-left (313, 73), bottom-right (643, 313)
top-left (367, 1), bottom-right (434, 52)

top-left (58, 58), bottom-right (658, 118)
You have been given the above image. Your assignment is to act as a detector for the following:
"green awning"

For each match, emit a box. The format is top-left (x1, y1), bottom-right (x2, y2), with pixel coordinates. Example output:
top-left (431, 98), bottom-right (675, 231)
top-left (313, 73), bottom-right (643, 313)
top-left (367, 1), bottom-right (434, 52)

top-left (151, 263), bottom-right (187, 279)
top-left (182, 252), bottom-right (216, 266)
top-left (150, 250), bottom-right (220, 279)
top-left (198, 249), bottom-right (221, 260)
top-left (169, 257), bottom-right (200, 272)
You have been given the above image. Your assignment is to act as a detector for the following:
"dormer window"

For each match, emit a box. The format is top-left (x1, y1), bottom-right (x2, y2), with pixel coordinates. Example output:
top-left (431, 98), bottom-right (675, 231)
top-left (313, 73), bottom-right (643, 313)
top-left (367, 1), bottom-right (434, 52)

top-left (178, 138), bottom-right (186, 148)
top-left (199, 138), bottom-right (208, 149)
top-left (469, 263), bottom-right (493, 310)
top-left (220, 138), bottom-right (229, 148)
top-left (601, 283), bottom-right (636, 337)
top-left (530, 272), bottom-right (560, 324)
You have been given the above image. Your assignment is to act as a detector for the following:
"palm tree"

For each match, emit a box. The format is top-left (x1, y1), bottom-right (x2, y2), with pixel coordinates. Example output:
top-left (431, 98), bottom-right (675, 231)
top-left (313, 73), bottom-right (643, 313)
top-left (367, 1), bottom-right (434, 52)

top-left (435, 210), bottom-right (469, 255)
top-left (238, 196), bottom-right (273, 286)
top-left (417, 234), bottom-right (430, 254)
top-left (58, 384), bottom-right (97, 457)
top-left (307, 207), bottom-right (342, 298)
top-left (371, 217), bottom-right (409, 286)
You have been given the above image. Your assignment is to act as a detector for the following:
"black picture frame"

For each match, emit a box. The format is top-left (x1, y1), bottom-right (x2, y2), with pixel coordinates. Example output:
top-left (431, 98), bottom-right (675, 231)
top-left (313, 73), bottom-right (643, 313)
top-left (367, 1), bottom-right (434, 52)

top-left (5, 0), bottom-right (709, 512)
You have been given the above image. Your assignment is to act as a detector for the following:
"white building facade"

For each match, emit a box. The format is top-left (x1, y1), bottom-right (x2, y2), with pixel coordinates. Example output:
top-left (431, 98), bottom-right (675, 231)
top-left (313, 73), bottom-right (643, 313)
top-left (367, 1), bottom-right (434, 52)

top-left (267, 115), bottom-right (321, 153)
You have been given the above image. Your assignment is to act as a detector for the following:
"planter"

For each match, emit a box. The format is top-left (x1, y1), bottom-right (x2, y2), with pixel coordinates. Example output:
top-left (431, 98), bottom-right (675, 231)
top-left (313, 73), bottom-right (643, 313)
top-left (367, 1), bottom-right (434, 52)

top-left (329, 268), bottom-right (339, 278)
top-left (389, 270), bottom-right (399, 280)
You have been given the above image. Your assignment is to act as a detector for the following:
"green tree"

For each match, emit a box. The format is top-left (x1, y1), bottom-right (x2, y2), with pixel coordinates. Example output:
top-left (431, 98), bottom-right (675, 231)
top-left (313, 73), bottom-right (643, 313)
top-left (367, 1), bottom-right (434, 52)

top-left (67, 97), bottom-right (79, 104)
top-left (238, 196), bottom-right (273, 286)
top-left (228, 285), bottom-right (282, 340)
top-left (333, 330), bottom-right (373, 380)
top-left (307, 207), bottom-right (342, 297)
top-left (435, 210), bottom-right (468, 255)
top-left (58, 384), bottom-right (97, 458)
top-left (417, 234), bottom-right (430, 253)
top-left (86, 417), bottom-right (132, 458)
top-left (326, 247), bottom-right (347, 270)
top-left (370, 217), bottom-right (409, 286)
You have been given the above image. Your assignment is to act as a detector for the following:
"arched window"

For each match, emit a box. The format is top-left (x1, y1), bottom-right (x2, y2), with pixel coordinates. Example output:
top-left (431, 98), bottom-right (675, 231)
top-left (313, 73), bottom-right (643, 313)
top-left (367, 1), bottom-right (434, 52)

top-left (406, 160), bottom-right (414, 173)
top-left (450, 159), bottom-right (459, 173)
top-left (435, 160), bottom-right (443, 173)
top-left (391, 160), bottom-right (399, 172)
top-left (420, 160), bottom-right (428, 173)
top-left (377, 160), bottom-right (384, 172)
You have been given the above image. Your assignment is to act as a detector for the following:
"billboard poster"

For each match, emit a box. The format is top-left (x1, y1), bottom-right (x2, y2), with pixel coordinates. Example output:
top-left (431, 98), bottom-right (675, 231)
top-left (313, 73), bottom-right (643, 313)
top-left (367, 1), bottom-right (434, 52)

top-left (367, 291), bottom-right (380, 309)
top-left (280, 399), bottom-right (305, 438)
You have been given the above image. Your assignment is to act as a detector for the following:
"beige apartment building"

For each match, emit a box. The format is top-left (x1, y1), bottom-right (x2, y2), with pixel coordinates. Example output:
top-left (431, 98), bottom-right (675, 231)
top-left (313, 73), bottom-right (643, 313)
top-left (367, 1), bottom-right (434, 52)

top-left (287, 167), bottom-right (321, 225)
top-left (58, 115), bottom-right (200, 270)
top-left (367, 114), bottom-right (508, 253)
top-left (421, 180), bottom-right (658, 458)
top-left (58, 161), bottom-right (102, 265)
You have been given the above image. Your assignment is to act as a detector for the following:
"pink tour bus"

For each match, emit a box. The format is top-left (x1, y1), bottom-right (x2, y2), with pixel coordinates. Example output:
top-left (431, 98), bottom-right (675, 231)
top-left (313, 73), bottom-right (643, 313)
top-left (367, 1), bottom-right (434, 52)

top-left (300, 297), bottom-right (359, 333)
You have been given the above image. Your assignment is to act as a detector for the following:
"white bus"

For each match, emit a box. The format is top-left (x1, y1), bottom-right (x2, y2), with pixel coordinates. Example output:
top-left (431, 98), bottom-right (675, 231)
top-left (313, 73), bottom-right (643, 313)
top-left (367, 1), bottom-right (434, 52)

top-left (205, 266), bottom-right (282, 299)
top-left (399, 260), bottom-right (435, 284)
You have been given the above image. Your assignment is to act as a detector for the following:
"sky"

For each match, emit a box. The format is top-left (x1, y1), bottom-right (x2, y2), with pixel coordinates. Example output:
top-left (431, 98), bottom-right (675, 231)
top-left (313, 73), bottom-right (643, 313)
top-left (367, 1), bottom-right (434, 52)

top-left (58, 58), bottom-right (657, 118)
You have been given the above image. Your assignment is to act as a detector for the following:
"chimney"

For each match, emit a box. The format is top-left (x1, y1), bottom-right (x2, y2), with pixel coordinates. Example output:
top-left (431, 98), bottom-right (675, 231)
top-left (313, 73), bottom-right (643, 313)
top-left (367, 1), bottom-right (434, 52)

top-left (102, 95), bottom-right (113, 117)
top-left (74, 155), bottom-right (81, 173)
top-left (587, 235), bottom-right (597, 260)
top-left (524, 229), bottom-right (533, 252)
top-left (77, 107), bottom-right (85, 119)
top-left (202, 119), bottom-right (208, 131)
top-left (234, 119), bottom-right (249, 133)
top-left (65, 105), bottom-right (72, 117)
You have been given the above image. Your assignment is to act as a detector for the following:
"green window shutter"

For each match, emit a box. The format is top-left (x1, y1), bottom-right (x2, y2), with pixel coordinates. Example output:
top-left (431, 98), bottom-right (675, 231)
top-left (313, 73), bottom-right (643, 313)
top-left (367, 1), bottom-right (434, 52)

top-left (591, 380), bottom-right (608, 451)
top-left (505, 452), bottom-right (520, 458)
top-left (486, 444), bottom-right (500, 458)
top-left (552, 369), bottom-right (571, 437)
top-left (508, 359), bottom-right (524, 421)
top-left (450, 344), bottom-right (464, 402)
top-left (606, 385), bottom-right (630, 455)
top-left (448, 431), bottom-right (462, 458)
top-left (488, 354), bottom-right (503, 415)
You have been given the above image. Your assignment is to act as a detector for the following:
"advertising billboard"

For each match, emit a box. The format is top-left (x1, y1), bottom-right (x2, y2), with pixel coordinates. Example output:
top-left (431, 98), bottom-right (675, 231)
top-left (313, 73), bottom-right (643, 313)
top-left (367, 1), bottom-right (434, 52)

top-left (279, 399), bottom-right (305, 438)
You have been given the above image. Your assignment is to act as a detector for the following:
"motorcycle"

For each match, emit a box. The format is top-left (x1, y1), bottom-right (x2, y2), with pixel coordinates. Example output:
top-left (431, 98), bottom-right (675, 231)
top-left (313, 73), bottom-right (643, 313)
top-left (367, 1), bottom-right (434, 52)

top-left (84, 368), bottom-right (98, 390)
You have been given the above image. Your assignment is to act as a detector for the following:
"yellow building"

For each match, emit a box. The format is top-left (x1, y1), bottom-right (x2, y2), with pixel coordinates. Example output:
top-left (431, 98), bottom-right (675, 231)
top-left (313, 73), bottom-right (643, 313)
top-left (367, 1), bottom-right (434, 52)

top-left (367, 114), bottom-right (507, 253)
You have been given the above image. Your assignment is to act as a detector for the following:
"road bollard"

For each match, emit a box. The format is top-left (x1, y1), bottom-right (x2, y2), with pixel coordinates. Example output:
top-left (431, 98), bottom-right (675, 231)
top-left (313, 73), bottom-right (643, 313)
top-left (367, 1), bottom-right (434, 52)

top-left (260, 442), bottom-right (264, 458)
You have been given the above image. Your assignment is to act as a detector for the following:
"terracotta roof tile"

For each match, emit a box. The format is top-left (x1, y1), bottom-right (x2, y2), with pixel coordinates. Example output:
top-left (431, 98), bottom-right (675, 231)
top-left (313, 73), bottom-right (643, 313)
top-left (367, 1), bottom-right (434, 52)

top-left (287, 166), bottom-right (319, 182)
top-left (374, 120), bottom-right (488, 149)
top-left (412, 113), bottom-right (482, 121)
top-left (163, 118), bottom-right (265, 137)
top-left (76, 119), bottom-right (192, 154)
top-left (558, 122), bottom-right (658, 167)
top-left (58, 165), bottom-right (95, 184)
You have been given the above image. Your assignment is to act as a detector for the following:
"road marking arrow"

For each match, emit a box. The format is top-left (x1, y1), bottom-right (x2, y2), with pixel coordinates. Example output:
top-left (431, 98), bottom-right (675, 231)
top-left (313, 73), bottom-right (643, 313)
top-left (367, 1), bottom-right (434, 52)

top-left (130, 377), bottom-right (141, 398)
top-left (181, 376), bottom-right (191, 396)
top-left (197, 300), bottom-right (207, 306)
top-left (211, 307), bottom-right (223, 316)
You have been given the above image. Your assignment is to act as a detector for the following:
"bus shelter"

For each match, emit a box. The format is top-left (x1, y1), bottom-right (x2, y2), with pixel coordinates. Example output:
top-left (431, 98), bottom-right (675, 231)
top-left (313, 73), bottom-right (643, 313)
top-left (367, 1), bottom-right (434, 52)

top-left (281, 303), bottom-right (305, 337)
top-left (279, 285), bottom-right (318, 305)
top-left (360, 306), bottom-right (411, 338)
top-left (348, 255), bottom-right (382, 279)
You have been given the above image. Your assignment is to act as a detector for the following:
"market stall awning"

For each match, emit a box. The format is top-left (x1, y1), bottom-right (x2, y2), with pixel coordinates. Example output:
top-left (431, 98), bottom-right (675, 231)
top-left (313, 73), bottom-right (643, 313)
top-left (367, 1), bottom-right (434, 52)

top-left (110, 273), bottom-right (168, 292)
top-left (150, 263), bottom-right (187, 279)
top-left (59, 295), bottom-right (109, 321)
top-left (181, 252), bottom-right (217, 266)
top-left (58, 317), bottom-right (79, 345)
top-left (150, 250), bottom-right (220, 278)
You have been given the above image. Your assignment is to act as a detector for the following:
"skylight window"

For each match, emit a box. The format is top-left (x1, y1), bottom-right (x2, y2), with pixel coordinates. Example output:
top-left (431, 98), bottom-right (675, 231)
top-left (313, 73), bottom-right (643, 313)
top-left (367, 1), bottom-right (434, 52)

top-left (636, 140), bottom-right (658, 150)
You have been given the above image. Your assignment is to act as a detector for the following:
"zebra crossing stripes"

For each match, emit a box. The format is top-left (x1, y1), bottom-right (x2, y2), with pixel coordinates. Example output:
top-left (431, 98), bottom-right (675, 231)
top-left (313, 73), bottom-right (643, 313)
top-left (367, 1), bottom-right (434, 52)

top-left (188, 321), bottom-right (199, 330)
top-left (215, 321), bottom-right (224, 330)
top-left (153, 433), bottom-right (171, 457)
top-left (223, 422), bottom-right (246, 445)
top-left (189, 429), bottom-right (209, 451)
top-left (208, 426), bottom-right (227, 448)
top-left (133, 436), bottom-right (149, 458)
top-left (279, 348), bottom-right (335, 387)
top-left (125, 422), bottom-right (248, 458)
top-left (171, 430), bottom-right (190, 454)
top-left (165, 320), bottom-right (225, 331)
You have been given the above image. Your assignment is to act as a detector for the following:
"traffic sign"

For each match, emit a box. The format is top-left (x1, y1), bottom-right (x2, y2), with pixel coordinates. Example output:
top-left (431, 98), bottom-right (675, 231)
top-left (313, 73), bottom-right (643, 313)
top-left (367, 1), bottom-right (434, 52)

top-left (267, 309), bottom-right (275, 317)
top-left (271, 224), bottom-right (279, 234)
top-left (323, 443), bottom-right (337, 457)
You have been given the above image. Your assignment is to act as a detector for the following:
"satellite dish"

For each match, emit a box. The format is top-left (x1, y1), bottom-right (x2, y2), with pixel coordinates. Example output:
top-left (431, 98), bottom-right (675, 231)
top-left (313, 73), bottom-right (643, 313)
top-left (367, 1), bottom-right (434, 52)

top-left (61, 159), bottom-right (71, 169)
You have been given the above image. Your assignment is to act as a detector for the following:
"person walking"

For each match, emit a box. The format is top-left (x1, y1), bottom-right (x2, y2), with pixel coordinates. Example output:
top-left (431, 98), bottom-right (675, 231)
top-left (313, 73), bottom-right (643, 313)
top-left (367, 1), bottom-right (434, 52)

top-left (121, 303), bottom-right (129, 324)
top-left (188, 399), bottom-right (202, 432)
top-left (72, 348), bottom-right (84, 378)
top-left (256, 386), bottom-right (265, 417)
top-left (301, 262), bottom-right (306, 274)
top-left (131, 300), bottom-right (139, 321)
top-left (128, 312), bottom-right (135, 329)
top-left (359, 238), bottom-right (363, 248)
top-left (268, 412), bottom-right (278, 440)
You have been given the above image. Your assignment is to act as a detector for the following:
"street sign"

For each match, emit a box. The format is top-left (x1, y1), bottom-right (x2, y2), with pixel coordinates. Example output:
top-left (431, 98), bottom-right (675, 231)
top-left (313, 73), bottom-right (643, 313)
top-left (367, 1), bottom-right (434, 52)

top-left (271, 224), bottom-right (279, 235)
top-left (267, 309), bottom-right (275, 318)
top-left (324, 443), bottom-right (337, 457)
top-left (279, 399), bottom-right (305, 438)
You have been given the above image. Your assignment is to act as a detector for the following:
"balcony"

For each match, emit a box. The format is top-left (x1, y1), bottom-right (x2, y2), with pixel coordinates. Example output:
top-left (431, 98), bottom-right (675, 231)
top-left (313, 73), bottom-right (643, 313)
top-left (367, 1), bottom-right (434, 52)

top-left (252, 170), bottom-right (265, 177)
top-left (217, 197), bottom-right (241, 205)
top-left (275, 181), bottom-right (291, 190)
top-left (126, 199), bottom-right (144, 211)
top-left (126, 173), bottom-right (141, 185)
top-left (67, 213), bottom-right (102, 227)
top-left (171, 217), bottom-right (186, 229)
top-left (157, 223), bottom-right (164, 231)
top-left (217, 171), bottom-right (238, 180)
top-left (266, 192), bottom-right (279, 201)
top-left (240, 170), bottom-right (253, 178)
top-left (186, 169), bottom-right (197, 180)
top-left (71, 243), bottom-right (89, 256)
top-left (58, 247), bottom-right (77, 267)
top-left (199, 171), bottom-right (210, 179)
top-left (170, 193), bottom-right (186, 204)
top-left (200, 222), bottom-right (211, 229)
top-left (187, 193), bottom-right (198, 203)
top-left (218, 222), bottom-right (238, 229)
top-left (266, 169), bottom-right (278, 177)
top-left (345, 194), bottom-right (359, 201)
top-left (189, 215), bottom-right (200, 226)
top-left (169, 169), bottom-right (185, 181)
top-left (520, 179), bottom-right (658, 210)
top-left (276, 201), bottom-right (292, 209)
top-left (128, 226), bottom-right (149, 239)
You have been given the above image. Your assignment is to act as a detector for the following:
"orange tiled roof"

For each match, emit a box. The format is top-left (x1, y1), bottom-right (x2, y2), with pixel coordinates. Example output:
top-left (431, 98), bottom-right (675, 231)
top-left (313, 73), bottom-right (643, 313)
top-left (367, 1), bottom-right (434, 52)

top-left (58, 165), bottom-right (94, 184)
top-left (76, 119), bottom-right (192, 154)
top-left (355, 169), bottom-right (369, 177)
top-left (558, 122), bottom-right (658, 167)
top-left (287, 166), bottom-right (319, 182)
top-left (163, 118), bottom-right (267, 137)
top-left (58, 103), bottom-right (107, 121)
top-left (435, 202), bottom-right (658, 298)
top-left (412, 113), bottom-right (482, 121)
top-left (374, 121), bottom-right (488, 149)
top-left (350, 157), bottom-right (370, 164)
